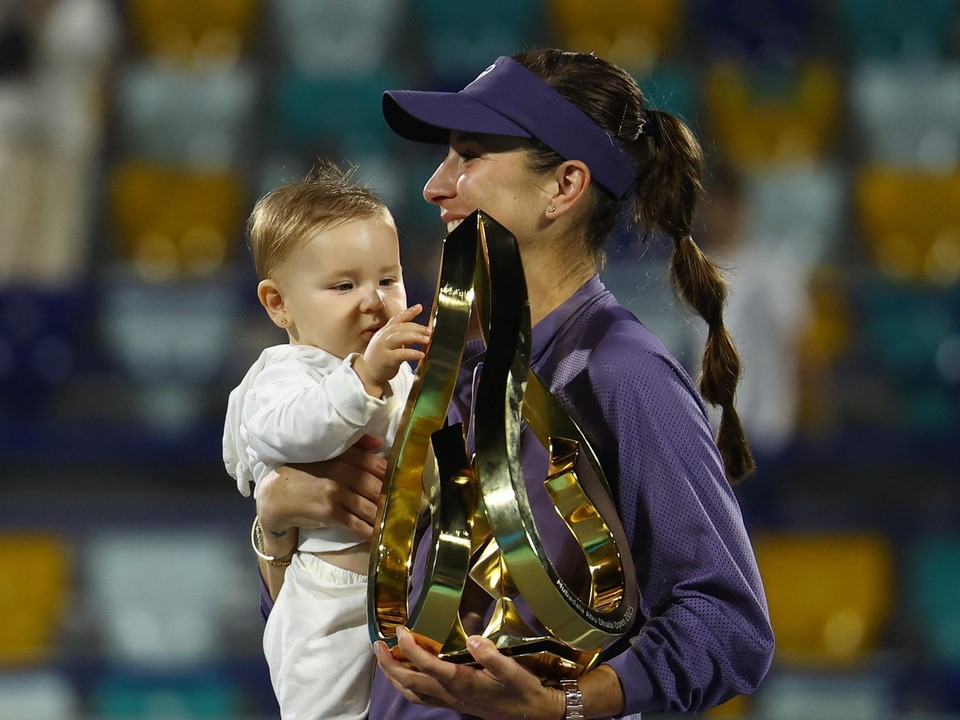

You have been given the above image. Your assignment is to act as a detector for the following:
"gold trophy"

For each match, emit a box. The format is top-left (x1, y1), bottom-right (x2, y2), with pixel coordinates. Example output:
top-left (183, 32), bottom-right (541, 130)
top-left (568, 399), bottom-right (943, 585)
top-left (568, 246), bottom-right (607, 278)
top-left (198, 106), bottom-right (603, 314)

top-left (368, 211), bottom-right (637, 679)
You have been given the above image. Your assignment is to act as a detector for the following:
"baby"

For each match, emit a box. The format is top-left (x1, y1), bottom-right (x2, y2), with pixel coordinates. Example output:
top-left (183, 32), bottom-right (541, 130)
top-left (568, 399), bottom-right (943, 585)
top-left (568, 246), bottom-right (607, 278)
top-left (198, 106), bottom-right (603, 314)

top-left (223, 162), bottom-right (430, 720)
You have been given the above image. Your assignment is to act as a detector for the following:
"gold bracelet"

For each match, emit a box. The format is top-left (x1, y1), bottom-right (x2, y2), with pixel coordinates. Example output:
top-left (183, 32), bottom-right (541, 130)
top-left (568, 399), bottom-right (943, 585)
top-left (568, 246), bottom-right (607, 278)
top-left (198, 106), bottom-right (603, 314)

top-left (250, 516), bottom-right (295, 567)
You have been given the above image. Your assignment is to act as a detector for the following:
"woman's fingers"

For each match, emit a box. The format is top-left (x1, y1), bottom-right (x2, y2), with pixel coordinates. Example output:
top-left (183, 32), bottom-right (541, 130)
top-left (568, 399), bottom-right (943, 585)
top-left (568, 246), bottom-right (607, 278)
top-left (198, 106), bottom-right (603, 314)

top-left (374, 632), bottom-right (462, 708)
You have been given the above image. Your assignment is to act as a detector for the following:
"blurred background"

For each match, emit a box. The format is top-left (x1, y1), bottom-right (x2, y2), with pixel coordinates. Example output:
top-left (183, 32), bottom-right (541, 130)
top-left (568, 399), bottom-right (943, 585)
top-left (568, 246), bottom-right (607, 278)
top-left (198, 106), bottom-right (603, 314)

top-left (0, 0), bottom-right (959, 718)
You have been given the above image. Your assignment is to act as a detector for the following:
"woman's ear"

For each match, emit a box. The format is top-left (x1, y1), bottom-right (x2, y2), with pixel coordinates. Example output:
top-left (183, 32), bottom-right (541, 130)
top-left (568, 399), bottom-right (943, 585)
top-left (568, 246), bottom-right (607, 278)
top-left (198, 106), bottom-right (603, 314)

top-left (547, 160), bottom-right (591, 218)
top-left (257, 279), bottom-right (289, 329)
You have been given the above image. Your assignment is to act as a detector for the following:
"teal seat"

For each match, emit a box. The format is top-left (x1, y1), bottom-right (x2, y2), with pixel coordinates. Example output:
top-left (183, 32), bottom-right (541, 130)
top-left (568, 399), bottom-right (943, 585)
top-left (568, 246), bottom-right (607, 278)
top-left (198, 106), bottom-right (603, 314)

top-left (93, 669), bottom-right (241, 718)
top-left (411, 0), bottom-right (545, 86)
top-left (859, 283), bottom-right (959, 431)
top-left (837, 0), bottom-right (959, 60)
top-left (276, 68), bottom-right (399, 155)
top-left (908, 536), bottom-right (960, 665)
top-left (638, 61), bottom-right (701, 123)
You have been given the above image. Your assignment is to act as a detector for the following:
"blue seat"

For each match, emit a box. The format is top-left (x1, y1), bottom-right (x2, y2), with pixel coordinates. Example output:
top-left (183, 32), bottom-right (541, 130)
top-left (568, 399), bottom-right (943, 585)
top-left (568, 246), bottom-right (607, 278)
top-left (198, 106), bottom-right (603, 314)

top-left (0, 288), bottom-right (86, 418)
top-left (688, 0), bottom-right (820, 66)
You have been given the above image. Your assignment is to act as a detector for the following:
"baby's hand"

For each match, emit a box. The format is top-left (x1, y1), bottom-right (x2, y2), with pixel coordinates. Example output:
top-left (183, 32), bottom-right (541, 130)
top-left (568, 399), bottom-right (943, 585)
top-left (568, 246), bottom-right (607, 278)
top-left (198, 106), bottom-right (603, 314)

top-left (354, 304), bottom-right (431, 397)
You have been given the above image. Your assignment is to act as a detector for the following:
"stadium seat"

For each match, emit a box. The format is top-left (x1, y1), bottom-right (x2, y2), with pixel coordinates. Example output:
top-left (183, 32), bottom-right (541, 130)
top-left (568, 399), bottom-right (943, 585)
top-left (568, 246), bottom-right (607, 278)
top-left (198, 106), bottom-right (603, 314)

top-left (753, 531), bottom-right (894, 665)
top-left (0, 532), bottom-right (70, 666)
top-left (547, 0), bottom-right (683, 72)
top-left (741, 163), bottom-right (844, 260)
top-left (906, 536), bottom-right (960, 665)
top-left (854, 166), bottom-right (960, 284)
top-left (116, 60), bottom-right (257, 167)
top-left (703, 60), bottom-right (842, 169)
top-left (108, 160), bottom-right (245, 278)
top-left (275, 67), bottom-right (400, 157)
top-left (127, 0), bottom-right (261, 64)
top-left (837, 0), bottom-right (959, 60)
top-left (849, 61), bottom-right (960, 169)
top-left (0, 670), bottom-right (79, 720)
top-left (411, 0), bottom-right (545, 86)
top-left (84, 530), bottom-right (250, 666)
top-left (688, 0), bottom-right (820, 66)
top-left (268, 0), bottom-right (404, 76)
top-left (637, 60), bottom-right (701, 122)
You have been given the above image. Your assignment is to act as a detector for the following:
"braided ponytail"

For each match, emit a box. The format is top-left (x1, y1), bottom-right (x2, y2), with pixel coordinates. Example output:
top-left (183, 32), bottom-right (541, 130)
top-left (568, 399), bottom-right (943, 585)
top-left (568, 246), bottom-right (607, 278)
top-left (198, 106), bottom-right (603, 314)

top-left (513, 48), bottom-right (755, 483)
top-left (640, 110), bottom-right (755, 483)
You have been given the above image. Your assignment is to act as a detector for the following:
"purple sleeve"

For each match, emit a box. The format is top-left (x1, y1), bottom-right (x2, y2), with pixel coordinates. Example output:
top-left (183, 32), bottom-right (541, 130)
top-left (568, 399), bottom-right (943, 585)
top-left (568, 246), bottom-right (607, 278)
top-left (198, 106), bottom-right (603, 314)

top-left (588, 344), bottom-right (773, 714)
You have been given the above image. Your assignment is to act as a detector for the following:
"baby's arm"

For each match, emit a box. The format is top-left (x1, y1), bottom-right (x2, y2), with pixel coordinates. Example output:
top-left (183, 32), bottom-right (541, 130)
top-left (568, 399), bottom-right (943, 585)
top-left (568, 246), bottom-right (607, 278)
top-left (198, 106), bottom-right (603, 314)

top-left (353, 304), bottom-right (431, 398)
top-left (243, 358), bottom-right (391, 469)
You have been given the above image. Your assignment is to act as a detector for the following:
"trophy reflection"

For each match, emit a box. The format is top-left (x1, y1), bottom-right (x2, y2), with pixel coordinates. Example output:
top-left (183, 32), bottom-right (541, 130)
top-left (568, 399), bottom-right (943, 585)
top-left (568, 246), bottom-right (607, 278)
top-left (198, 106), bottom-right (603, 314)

top-left (368, 210), bottom-right (637, 679)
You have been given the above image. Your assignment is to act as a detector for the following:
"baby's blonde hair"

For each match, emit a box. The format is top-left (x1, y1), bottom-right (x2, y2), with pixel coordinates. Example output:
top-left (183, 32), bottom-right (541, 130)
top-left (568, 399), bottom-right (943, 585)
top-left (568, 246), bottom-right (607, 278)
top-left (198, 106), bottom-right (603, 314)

top-left (247, 161), bottom-right (393, 280)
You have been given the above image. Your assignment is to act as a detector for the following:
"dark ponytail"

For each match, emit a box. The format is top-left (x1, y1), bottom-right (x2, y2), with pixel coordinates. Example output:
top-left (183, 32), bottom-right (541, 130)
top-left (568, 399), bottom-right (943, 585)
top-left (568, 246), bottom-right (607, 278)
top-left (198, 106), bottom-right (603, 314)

top-left (514, 48), bottom-right (755, 484)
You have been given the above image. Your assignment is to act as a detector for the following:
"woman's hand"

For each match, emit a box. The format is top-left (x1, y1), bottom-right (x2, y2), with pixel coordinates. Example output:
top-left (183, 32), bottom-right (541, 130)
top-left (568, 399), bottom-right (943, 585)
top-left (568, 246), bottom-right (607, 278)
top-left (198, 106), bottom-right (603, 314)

top-left (255, 434), bottom-right (386, 599)
top-left (257, 434), bottom-right (386, 539)
top-left (374, 627), bottom-right (565, 720)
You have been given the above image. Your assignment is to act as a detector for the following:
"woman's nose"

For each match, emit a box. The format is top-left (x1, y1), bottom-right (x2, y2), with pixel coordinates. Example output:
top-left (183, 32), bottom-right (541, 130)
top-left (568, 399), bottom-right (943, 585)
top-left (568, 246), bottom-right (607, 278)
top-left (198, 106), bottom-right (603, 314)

top-left (423, 148), bottom-right (458, 206)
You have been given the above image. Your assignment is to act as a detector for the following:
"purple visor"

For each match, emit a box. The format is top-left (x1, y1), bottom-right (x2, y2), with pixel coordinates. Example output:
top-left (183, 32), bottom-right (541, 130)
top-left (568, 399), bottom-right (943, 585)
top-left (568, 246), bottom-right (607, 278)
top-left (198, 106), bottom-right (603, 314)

top-left (382, 56), bottom-right (637, 199)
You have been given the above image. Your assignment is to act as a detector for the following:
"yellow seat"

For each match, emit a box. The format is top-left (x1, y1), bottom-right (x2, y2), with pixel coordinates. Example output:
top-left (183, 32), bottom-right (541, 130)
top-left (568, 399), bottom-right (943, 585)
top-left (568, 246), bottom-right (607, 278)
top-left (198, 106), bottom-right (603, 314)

top-left (546, 0), bottom-right (684, 71)
top-left (754, 531), bottom-right (893, 667)
top-left (128, 0), bottom-right (262, 64)
top-left (703, 60), bottom-right (842, 170)
top-left (108, 160), bottom-right (245, 279)
top-left (855, 167), bottom-right (960, 284)
top-left (0, 533), bottom-right (70, 666)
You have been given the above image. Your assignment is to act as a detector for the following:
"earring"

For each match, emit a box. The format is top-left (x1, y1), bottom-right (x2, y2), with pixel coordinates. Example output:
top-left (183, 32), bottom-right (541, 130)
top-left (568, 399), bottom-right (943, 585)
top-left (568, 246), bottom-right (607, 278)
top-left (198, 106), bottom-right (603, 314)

top-left (547, 204), bottom-right (556, 213)
top-left (280, 317), bottom-right (288, 326)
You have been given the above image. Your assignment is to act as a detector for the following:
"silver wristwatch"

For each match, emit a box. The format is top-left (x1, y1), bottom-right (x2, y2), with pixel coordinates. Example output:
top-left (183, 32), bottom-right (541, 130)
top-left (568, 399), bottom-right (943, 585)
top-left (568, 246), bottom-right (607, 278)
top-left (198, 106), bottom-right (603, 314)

top-left (559, 678), bottom-right (585, 719)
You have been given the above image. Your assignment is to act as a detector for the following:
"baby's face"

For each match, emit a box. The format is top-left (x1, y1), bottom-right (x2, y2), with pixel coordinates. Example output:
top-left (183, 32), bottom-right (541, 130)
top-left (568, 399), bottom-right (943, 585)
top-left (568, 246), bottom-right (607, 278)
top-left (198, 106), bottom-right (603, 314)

top-left (274, 214), bottom-right (407, 357)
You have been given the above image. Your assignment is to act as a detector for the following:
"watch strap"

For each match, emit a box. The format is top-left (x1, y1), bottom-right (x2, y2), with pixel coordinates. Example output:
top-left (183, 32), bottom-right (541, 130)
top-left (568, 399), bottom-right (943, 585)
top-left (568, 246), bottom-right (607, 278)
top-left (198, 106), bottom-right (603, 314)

top-left (559, 678), bottom-right (584, 719)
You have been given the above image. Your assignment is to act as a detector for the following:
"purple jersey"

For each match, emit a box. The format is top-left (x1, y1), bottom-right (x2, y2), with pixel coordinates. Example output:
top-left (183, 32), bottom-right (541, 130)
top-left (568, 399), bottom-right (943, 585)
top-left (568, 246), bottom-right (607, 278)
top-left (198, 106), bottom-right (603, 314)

top-left (262, 276), bottom-right (773, 718)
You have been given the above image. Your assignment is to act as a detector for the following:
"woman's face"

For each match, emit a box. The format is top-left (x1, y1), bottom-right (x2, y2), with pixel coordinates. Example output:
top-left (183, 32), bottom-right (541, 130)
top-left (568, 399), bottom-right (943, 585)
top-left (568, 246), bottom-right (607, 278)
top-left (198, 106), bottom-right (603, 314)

top-left (422, 131), bottom-right (553, 244)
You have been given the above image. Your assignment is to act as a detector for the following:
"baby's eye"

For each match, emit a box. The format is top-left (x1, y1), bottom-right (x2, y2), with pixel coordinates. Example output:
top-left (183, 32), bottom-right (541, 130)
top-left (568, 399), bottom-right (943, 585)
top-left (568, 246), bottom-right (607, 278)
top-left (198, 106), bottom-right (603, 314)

top-left (333, 282), bottom-right (353, 292)
top-left (379, 277), bottom-right (397, 287)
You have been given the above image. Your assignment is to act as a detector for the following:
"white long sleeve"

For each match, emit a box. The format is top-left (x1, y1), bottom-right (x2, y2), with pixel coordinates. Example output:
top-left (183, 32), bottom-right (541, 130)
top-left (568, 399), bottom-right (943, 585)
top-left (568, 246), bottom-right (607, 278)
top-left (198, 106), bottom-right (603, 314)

top-left (223, 344), bottom-right (414, 498)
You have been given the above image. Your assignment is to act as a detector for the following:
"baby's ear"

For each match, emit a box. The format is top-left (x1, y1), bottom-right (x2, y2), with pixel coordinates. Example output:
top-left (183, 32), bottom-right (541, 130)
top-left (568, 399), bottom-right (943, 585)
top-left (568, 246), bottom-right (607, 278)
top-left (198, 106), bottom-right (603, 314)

top-left (257, 279), bottom-right (288, 329)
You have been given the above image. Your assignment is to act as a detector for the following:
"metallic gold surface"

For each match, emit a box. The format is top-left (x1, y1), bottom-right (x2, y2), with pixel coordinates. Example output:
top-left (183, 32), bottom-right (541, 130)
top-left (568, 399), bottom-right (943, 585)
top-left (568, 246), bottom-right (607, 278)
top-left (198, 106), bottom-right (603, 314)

top-left (368, 211), bottom-right (637, 678)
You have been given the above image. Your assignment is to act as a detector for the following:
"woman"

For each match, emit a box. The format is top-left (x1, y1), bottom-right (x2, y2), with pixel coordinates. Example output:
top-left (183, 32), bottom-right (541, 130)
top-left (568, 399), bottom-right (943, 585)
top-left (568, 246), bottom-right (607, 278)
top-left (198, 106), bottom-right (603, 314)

top-left (255, 48), bottom-right (774, 720)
